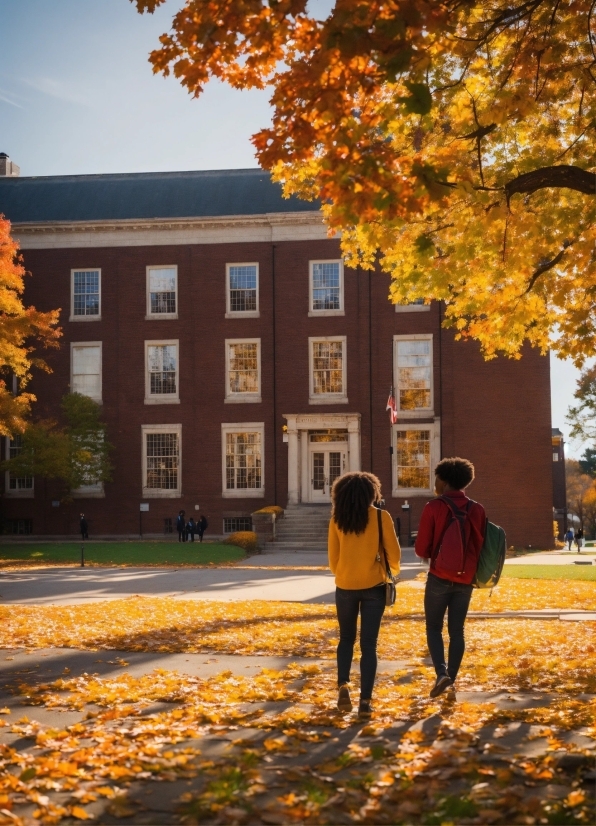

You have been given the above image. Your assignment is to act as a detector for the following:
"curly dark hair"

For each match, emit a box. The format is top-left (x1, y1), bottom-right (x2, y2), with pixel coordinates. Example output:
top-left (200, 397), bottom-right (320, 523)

top-left (435, 457), bottom-right (475, 490)
top-left (331, 471), bottom-right (382, 535)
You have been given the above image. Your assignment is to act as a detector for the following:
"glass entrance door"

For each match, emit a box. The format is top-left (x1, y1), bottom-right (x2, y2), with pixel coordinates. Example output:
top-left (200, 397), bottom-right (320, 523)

top-left (310, 446), bottom-right (347, 502)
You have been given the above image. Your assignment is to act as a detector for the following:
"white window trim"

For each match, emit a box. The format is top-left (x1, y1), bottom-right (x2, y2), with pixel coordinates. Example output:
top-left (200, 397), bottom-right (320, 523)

top-left (225, 262), bottom-right (260, 319)
top-left (308, 259), bottom-right (345, 317)
top-left (225, 338), bottom-right (262, 403)
top-left (392, 420), bottom-right (440, 497)
top-left (395, 301), bottom-right (430, 313)
top-left (309, 336), bottom-right (348, 405)
top-left (4, 437), bottom-right (34, 499)
top-left (142, 423), bottom-right (182, 498)
top-left (221, 422), bottom-right (265, 499)
top-left (70, 341), bottom-right (103, 403)
top-left (70, 268), bottom-right (101, 322)
top-left (145, 265), bottom-right (178, 320)
top-left (393, 333), bottom-right (434, 419)
top-left (144, 340), bottom-right (180, 405)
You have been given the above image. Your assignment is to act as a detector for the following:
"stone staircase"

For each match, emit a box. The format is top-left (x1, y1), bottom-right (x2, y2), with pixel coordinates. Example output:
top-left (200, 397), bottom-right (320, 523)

top-left (264, 504), bottom-right (331, 554)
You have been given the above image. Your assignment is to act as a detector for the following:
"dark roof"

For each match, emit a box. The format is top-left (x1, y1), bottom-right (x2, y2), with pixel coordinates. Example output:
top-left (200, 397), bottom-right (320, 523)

top-left (0, 168), bottom-right (319, 224)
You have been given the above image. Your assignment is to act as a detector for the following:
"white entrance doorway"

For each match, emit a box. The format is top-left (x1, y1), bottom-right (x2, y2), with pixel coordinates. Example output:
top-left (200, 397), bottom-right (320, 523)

top-left (308, 430), bottom-right (348, 502)
top-left (310, 445), bottom-right (347, 502)
top-left (283, 413), bottom-right (361, 505)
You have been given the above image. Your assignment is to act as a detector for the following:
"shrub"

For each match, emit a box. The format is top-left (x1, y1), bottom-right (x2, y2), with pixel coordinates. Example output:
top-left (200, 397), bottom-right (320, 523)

top-left (253, 505), bottom-right (284, 517)
top-left (226, 531), bottom-right (258, 553)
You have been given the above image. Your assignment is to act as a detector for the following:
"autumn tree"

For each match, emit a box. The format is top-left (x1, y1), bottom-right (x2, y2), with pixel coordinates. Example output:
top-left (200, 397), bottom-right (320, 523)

top-left (565, 459), bottom-right (596, 536)
top-left (567, 364), bottom-right (596, 443)
top-left (0, 216), bottom-right (60, 435)
top-left (134, 0), bottom-right (596, 363)
top-left (2, 393), bottom-right (113, 501)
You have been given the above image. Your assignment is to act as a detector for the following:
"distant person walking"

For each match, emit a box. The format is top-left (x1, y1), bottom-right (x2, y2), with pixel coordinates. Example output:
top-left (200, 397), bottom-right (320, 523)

top-left (80, 513), bottom-right (89, 541)
top-left (415, 457), bottom-right (486, 699)
top-left (176, 510), bottom-right (186, 542)
top-left (186, 517), bottom-right (196, 542)
top-left (575, 528), bottom-right (583, 553)
top-left (197, 515), bottom-right (208, 543)
top-left (565, 528), bottom-right (574, 551)
top-left (328, 471), bottom-right (400, 720)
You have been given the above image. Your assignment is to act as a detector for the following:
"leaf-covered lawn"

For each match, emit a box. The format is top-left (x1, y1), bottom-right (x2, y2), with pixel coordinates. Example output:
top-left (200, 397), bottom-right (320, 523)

top-left (0, 580), bottom-right (594, 656)
top-left (0, 541), bottom-right (245, 568)
top-left (0, 579), bottom-right (594, 824)
top-left (1, 654), bottom-right (594, 823)
top-left (502, 564), bottom-right (596, 581)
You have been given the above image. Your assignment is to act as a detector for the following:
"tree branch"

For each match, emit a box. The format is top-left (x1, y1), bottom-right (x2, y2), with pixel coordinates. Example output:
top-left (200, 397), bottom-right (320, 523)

top-left (524, 243), bottom-right (570, 294)
top-left (505, 165), bottom-right (596, 203)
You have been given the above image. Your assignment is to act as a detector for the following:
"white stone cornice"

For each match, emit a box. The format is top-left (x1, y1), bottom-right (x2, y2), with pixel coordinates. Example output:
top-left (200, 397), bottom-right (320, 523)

top-left (12, 211), bottom-right (336, 249)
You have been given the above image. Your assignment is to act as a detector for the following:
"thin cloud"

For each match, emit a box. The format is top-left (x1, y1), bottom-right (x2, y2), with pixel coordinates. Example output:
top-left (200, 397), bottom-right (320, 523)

top-left (21, 76), bottom-right (90, 107)
top-left (0, 88), bottom-right (25, 109)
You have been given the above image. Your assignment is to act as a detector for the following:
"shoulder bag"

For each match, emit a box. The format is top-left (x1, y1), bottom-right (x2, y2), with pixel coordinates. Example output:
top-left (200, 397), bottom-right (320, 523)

top-left (377, 508), bottom-right (399, 606)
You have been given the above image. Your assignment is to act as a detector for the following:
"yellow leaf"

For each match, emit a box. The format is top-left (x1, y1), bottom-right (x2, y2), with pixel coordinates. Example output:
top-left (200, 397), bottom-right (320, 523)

top-left (71, 805), bottom-right (94, 820)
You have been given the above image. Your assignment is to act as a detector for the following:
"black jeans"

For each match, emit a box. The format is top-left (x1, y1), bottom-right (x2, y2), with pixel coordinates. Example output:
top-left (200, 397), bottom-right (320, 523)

top-left (335, 585), bottom-right (386, 700)
top-left (424, 573), bottom-right (473, 680)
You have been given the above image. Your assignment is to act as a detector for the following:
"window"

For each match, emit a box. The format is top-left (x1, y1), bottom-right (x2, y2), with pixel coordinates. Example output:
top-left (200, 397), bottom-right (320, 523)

top-left (142, 424), bottom-right (181, 497)
top-left (226, 263), bottom-right (259, 317)
top-left (225, 339), bottom-right (261, 402)
top-left (71, 343), bottom-right (102, 401)
top-left (146, 266), bottom-right (177, 318)
top-left (309, 337), bottom-right (347, 403)
top-left (4, 518), bottom-right (33, 535)
top-left (395, 298), bottom-right (430, 313)
top-left (309, 260), bottom-right (344, 316)
top-left (392, 422), bottom-right (440, 495)
top-left (223, 516), bottom-right (253, 533)
top-left (394, 335), bottom-right (433, 416)
top-left (222, 423), bottom-right (264, 498)
top-left (5, 436), bottom-right (33, 497)
top-left (553, 453), bottom-right (559, 462)
top-left (71, 269), bottom-right (100, 320)
top-left (145, 341), bottom-right (179, 403)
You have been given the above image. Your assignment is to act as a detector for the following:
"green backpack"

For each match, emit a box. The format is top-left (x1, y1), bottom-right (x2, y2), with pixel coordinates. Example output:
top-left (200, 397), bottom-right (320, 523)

top-left (473, 520), bottom-right (507, 589)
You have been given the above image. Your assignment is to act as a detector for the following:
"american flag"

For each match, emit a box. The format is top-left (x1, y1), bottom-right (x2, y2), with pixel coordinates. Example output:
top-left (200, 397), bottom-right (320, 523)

top-left (386, 387), bottom-right (397, 424)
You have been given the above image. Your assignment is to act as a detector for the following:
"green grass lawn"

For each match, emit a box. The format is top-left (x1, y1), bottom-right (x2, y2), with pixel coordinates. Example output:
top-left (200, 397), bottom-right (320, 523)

top-left (503, 564), bottom-right (596, 581)
top-left (0, 541), bottom-right (246, 567)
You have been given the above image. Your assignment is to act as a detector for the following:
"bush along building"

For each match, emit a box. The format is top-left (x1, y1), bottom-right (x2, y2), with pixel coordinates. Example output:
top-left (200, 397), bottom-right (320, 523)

top-left (0, 156), bottom-right (555, 547)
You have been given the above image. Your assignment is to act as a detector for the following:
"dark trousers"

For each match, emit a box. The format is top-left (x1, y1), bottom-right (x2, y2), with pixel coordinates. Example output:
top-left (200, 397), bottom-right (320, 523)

top-left (335, 585), bottom-right (386, 700)
top-left (424, 573), bottom-right (473, 680)
top-left (188, 531), bottom-right (195, 542)
top-left (198, 530), bottom-right (204, 543)
top-left (178, 530), bottom-right (185, 542)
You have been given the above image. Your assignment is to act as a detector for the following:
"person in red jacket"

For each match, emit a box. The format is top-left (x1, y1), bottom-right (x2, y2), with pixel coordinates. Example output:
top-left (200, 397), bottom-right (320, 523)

top-left (415, 457), bottom-right (486, 698)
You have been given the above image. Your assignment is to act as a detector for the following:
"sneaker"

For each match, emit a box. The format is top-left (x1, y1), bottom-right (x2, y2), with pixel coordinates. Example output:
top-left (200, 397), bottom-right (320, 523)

top-left (358, 700), bottom-right (373, 719)
top-left (429, 674), bottom-right (452, 698)
top-left (337, 684), bottom-right (352, 712)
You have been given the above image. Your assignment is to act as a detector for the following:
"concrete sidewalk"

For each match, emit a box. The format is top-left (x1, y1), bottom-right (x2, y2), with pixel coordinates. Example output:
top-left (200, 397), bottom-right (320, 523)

top-left (0, 550), bottom-right (425, 606)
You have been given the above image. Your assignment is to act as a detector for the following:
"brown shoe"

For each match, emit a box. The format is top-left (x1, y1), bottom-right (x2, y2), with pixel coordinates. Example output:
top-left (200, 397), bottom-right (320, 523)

top-left (358, 700), bottom-right (373, 719)
top-left (337, 684), bottom-right (352, 712)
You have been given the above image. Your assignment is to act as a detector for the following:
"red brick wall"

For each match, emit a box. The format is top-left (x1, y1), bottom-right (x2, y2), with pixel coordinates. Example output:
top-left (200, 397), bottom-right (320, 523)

top-left (4, 238), bottom-right (554, 548)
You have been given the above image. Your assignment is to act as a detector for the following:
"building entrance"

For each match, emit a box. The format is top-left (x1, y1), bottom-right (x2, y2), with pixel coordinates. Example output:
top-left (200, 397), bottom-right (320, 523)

top-left (283, 413), bottom-right (361, 505)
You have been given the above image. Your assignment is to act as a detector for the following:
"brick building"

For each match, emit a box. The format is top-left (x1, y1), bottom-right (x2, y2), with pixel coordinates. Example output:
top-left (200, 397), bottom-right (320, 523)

top-left (0, 160), bottom-right (554, 547)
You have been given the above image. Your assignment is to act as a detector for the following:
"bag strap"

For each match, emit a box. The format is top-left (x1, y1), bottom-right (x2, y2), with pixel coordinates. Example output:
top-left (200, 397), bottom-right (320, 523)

top-left (377, 507), bottom-right (395, 582)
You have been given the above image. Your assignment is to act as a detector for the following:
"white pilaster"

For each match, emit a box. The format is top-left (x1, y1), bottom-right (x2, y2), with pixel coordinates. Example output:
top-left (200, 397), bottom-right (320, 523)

top-left (300, 429), bottom-right (309, 503)
top-left (286, 416), bottom-right (299, 504)
top-left (348, 418), bottom-right (361, 471)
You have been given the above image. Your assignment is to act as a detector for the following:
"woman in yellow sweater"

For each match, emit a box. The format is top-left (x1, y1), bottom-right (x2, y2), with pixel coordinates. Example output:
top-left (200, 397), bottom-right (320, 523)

top-left (328, 472), bottom-right (401, 719)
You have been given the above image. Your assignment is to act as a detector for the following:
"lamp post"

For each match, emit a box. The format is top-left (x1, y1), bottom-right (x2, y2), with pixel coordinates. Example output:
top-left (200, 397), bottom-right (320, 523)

top-left (401, 500), bottom-right (411, 546)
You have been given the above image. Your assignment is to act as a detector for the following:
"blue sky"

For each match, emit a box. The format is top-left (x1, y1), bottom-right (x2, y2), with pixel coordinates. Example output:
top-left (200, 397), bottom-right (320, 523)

top-left (0, 0), bottom-right (583, 455)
